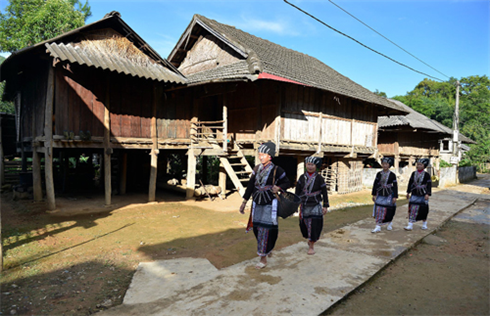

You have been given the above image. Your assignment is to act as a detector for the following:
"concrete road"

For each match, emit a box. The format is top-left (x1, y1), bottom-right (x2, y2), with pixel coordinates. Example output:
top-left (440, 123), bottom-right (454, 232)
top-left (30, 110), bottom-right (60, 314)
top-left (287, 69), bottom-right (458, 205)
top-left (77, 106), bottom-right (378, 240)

top-left (100, 175), bottom-right (489, 316)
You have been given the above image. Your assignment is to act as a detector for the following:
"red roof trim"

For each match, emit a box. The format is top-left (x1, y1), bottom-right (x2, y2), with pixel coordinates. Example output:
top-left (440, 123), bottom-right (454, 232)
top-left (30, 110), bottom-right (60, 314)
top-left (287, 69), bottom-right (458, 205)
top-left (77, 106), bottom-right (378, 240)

top-left (258, 72), bottom-right (309, 86)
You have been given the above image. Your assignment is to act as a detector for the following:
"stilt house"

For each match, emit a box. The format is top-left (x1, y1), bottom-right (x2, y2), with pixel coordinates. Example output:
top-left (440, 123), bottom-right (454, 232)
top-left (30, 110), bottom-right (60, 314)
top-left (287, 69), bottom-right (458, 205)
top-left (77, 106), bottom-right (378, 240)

top-left (0, 12), bottom-right (187, 209)
top-left (167, 15), bottom-right (407, 195)
top-left (0, 12), bottom-right (410, 210)
top-left (377, 99), bottom-right (475, 171)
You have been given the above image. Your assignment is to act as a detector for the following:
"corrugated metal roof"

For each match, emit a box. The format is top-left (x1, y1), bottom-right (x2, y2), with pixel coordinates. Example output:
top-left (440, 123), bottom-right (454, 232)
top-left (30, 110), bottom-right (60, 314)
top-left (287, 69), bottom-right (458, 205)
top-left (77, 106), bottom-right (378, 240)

top-left (46, 43), bottom-right (186, 84)
top-left (379, 99), bottom-right (476, 144)
top-left (169, 15), bottom-right (409, 115)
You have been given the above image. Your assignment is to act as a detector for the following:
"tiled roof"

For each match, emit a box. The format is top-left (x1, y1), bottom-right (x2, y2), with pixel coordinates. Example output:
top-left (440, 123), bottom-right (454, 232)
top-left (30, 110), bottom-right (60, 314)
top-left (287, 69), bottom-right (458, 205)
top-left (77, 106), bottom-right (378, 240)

top-left (379, 99), bottom-right (475, 144)
top-left (46, 42), bottom-right (186, 84)
top-left (175, 15), bottom-right (408, 114)
top-left (186, 60), bottom-right (254, 84)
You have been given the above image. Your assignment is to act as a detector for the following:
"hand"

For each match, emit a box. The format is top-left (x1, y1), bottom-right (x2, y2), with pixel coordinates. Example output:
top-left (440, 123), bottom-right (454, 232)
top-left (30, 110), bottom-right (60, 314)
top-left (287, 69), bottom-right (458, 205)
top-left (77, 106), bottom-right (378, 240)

top-left (322, 207), bottom-right (328, 215)
top-left (424, 194), bottom-right (429, 200)
top-left (239, 201), bottom-right (246, 214)
top-left (271, 185), bottom-right (280, 194)
top-left (372, 196), bottom-right (376, 202)
top-left (406, 193), bottom-right (410, 199)
top-left (392, 197), bottom-right (397, 204)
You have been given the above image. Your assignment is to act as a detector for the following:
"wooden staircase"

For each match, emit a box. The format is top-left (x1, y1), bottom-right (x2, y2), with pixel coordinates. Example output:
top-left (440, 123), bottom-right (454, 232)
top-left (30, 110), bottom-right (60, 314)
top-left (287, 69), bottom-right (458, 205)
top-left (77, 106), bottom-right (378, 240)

top-left (218, 144), bottom-right (253, 196)
top-left (191, 122), bottom-right (253, 196)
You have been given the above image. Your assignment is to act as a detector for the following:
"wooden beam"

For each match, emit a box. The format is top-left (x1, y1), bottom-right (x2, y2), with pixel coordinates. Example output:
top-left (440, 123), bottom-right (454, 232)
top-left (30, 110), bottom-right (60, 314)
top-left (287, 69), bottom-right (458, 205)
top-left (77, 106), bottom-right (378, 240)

top-left (44, 66), bottom-right (56, 210)
top-left (149, 84), bottom-right (159, 202)
top-left (104, 76), bottom-right (112, 206)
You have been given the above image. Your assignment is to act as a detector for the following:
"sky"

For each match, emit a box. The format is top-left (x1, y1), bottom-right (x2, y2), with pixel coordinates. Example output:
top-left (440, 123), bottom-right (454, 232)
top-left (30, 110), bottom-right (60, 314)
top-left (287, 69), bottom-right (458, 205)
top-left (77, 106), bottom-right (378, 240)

top-left (1, 0), bottom-right (489, 97)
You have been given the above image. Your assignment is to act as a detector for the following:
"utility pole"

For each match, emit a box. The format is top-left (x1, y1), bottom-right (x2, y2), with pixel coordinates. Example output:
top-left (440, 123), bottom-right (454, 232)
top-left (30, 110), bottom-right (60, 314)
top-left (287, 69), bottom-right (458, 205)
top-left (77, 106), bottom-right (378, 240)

top-left (452, 80), bottom-right (460, 162)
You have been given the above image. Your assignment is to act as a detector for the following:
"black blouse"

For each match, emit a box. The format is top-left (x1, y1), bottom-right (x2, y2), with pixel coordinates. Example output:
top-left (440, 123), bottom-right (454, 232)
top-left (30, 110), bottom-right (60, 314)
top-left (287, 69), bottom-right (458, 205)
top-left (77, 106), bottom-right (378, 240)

top-left (407, 171), bottom-right (432, 196)
top-left (243, 162), bottom-right (290, 205)
top-left (295, 172), bottom-right (329, 208)
top-left (371, 170), bottom-right (398, 198)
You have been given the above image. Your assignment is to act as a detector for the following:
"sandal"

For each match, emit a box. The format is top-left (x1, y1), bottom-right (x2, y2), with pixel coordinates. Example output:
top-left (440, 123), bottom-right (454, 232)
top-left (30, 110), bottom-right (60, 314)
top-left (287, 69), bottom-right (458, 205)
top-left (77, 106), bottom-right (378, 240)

top-left (255, 262), bottom-right (267, 269)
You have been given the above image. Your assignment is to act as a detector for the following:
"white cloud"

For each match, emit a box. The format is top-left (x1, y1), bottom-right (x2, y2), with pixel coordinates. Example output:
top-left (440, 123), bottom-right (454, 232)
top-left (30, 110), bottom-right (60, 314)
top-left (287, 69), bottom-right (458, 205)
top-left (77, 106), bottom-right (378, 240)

top-left (235, 15), bottom-right (300, 36)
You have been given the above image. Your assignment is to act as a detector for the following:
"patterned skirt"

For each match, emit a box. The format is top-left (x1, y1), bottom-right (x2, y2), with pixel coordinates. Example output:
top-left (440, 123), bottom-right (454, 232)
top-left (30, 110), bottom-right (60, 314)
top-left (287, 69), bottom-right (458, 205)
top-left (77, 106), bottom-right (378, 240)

top-left (299, 204), bottom-right (324, 242)
top-left (252, 203), bottom-right (279, 256)
top-left (408, 195), bottom-right (429, 222)
top-left (373, 195), bottom-right (396, 225)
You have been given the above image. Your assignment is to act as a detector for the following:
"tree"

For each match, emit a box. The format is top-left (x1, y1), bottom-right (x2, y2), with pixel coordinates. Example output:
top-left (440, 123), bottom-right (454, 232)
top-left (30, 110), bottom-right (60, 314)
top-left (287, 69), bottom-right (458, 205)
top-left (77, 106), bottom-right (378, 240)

top-left (373, 89), bottom-right (387, 98)
top-left (0, 56), bottom-right (14, 113)
top-left (0, 0), bottom-right (91, 53)
top-left (394, 75), bottom-right (490, 171)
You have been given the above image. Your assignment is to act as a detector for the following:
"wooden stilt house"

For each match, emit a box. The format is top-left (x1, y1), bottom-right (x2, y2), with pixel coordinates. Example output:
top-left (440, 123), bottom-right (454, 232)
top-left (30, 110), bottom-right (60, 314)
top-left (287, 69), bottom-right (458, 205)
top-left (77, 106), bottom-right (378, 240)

top-left (377, 99), bottom-right (475, 172)
top-left (167, 15), bottom-right (408, 195)
top-left (0, 12), bottom-right (187, 209)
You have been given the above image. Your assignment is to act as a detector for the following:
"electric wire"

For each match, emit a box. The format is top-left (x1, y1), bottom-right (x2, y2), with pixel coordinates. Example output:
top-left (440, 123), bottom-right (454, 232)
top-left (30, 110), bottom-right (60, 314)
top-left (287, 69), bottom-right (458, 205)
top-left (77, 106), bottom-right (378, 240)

top-left (328, 0), bottom-right (451, 79)
top-left (283, 0), bottom-right (445, 82)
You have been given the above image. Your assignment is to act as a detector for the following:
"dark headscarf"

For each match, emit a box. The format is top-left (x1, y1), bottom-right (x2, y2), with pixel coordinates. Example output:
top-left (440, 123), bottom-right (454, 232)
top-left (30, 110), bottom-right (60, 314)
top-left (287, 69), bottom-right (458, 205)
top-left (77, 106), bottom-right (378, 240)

top-left (258, 142), bottom-right (276, 156)
top-left (417, 158), bottom-right (430, 168)
top-left (381, 157), bottom-right (394, 167)
top-left (305, 156), bottom-right (322, 168)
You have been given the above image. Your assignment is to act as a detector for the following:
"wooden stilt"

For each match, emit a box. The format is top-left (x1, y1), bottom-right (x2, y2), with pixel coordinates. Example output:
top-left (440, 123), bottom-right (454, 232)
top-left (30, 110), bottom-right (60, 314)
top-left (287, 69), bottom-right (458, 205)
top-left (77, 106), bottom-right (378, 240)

top-left (219, 162), bottom-right (226, 194)
top-left (44, 66), bottom-right (56, 211)
top-left (149, 84), bottom-right (159, 202)
top-left (120, 152), bottom-right (127, 195)
top-left (0, 117), bottom-right (4, 189)
top-left (32, 148), bottom-right (43, 201)
top-left (104, 76), bottom-right (112, 206)
top-left (186, 117), bottom-right (198, 199)
top-left (297, 156), bottom-right (304, 181)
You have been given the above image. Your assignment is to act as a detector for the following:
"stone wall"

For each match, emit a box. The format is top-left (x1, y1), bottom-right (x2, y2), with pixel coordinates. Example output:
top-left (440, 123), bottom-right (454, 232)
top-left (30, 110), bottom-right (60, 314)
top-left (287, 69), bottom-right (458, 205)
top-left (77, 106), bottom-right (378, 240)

top-left (439, 166), bottom-right (457, 188)
top-left (458, 166), bottom-right (477, 183)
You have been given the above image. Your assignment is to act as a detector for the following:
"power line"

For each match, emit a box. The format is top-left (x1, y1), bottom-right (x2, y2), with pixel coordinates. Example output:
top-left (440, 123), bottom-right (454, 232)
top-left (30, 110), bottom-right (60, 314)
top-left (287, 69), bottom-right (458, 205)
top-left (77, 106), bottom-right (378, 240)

top-left (328, 0), bottom-right (451, 79)
top-left (283, 0), bottom-right (445, 82)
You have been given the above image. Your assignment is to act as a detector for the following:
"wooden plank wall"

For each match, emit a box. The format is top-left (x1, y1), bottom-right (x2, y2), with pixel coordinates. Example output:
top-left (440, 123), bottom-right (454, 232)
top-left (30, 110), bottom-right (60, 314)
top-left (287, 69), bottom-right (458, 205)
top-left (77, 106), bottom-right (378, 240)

top-left (21, 63), bottom-right (48, 139)
top-left (281, 84), bottom-right (377, 146)
top-left (52, 65), bottom-right (192, 141)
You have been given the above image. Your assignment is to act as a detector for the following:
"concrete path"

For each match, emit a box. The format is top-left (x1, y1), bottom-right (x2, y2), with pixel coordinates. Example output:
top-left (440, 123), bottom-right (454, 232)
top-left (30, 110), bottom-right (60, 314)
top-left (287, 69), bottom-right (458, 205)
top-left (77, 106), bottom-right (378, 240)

top-left (100, 177), bottom-right (489, 316)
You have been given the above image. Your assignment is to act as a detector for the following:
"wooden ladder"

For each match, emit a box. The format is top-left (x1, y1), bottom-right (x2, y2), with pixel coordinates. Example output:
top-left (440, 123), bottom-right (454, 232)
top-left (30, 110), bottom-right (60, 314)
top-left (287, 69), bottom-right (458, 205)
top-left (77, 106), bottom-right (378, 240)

top-left (194, 124), bottom-right (253, 196)
top-left (218, 143), bottom-right (253, 196)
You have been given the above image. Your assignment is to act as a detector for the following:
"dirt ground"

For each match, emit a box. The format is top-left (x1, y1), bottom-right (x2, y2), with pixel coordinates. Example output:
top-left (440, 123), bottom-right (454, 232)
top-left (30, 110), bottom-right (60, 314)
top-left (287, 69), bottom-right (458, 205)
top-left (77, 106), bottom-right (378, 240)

top-left (323, 217), bottom-right (490, 316)
top-left (1, 176), bottom-right (488, 316)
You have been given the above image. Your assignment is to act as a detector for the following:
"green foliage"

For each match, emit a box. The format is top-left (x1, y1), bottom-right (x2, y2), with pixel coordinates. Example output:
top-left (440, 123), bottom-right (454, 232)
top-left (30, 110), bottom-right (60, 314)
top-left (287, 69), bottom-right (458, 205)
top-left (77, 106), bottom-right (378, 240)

top-left (373, 89), bottom-right (387, 98)
top-left (0, 0), bottom-right (92, 53)
top-left (0, 55), bottom-right (15, 113)
top-left (394, 75), bottom-right (490, 171)
top-left (439, 159), bottom-right (452, 168)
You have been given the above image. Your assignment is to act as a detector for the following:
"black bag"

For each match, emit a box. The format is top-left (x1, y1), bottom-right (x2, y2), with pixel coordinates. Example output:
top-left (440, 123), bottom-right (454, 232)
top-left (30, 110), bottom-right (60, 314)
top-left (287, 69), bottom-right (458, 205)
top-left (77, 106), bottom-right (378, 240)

top-left (276, 191), bottom-right (301, 219)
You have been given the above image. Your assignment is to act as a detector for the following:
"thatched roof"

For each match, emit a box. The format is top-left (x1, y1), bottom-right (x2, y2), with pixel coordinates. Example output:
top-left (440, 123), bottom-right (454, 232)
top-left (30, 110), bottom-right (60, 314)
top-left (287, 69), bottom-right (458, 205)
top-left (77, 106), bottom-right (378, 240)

top-left (0, 11), bottom-right (186, 85)
top-left (168, 14), bottom-right (409, 115)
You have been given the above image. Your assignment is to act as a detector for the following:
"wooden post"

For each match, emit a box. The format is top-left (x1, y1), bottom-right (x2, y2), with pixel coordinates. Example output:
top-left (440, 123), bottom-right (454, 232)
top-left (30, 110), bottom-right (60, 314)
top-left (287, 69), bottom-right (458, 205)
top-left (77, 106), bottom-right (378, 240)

top-left (104, 76), bottom-right (112, 206)
top-left (0, 116), bottom-right (3, 189)
top-left (44, 66), bottom-right (56, 210)
top-left (149, 84), bottom-right (159, 202)
top-left (186, 117), bottom-right (198, 199)
top-left (394, 141), bottom-right (400, 175)
top-left (219, 162), bottom-right (226, 194)
top-left (0, 207), bottom-right (2, 271)
top-left (317, 112), bottom-right (323, 153)
top-left (119, 152), bottom-right (127, 195)
top-left (297, 156), bottom-right (304, 181)
top-left (222, 99), bottom-right (228, 152)
top-left (32, 148), bottom-right (43, 201)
